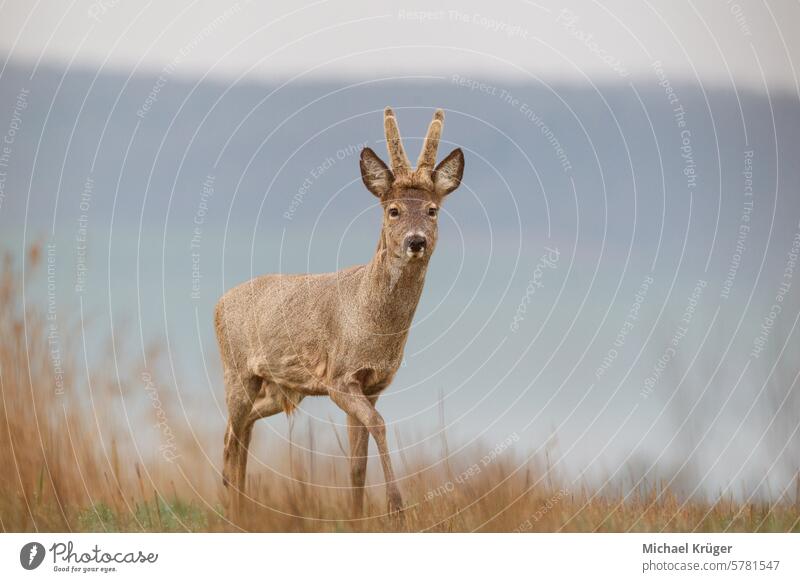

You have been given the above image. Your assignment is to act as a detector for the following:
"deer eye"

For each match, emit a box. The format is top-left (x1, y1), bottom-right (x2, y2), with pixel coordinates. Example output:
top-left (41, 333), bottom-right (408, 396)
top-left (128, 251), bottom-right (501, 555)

top-left (388, 207), bottom-right (400, 218)
top-left (428, 207), bottom-right (438, 218)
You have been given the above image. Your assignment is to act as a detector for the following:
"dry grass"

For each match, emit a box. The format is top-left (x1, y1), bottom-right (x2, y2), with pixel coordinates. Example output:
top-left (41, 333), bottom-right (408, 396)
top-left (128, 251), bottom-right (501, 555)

top-left (1, 246), bottom-right (798, 532)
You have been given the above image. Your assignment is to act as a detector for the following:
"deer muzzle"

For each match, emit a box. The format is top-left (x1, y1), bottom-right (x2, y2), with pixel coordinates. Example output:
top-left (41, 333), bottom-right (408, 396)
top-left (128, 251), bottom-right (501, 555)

top-left (404, 233), bottom-right (427, 258)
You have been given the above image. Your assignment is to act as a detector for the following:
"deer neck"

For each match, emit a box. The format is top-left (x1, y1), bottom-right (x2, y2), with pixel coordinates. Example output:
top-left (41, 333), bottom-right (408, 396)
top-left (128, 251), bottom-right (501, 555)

top-left (355, 230), bottom-right (429, 334)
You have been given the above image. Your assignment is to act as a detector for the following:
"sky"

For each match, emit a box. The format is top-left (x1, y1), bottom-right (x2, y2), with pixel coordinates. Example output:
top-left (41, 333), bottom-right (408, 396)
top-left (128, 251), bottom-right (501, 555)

top-left (1, 0), bottom-right (798, 89)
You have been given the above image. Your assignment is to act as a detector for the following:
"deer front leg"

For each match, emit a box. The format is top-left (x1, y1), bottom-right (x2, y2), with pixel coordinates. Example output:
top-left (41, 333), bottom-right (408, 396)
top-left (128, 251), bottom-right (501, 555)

top-left (346, 394), bottom-right (378, 517)
top-left (331, 385), bottom-right (403, 516)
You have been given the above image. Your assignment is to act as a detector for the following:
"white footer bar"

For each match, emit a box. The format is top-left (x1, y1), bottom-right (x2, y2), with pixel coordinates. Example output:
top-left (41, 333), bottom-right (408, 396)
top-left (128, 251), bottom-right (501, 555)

top-left (1, 533), bottom-right (796, 581)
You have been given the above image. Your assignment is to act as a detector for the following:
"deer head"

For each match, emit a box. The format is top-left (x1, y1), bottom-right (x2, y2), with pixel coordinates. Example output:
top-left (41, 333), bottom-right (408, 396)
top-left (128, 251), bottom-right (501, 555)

top-left (360, 107), bottom-right (465, 262)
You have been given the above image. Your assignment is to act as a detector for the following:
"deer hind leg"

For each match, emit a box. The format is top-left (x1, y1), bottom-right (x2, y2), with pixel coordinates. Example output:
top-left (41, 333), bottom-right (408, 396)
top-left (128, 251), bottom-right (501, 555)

top-left (222, 373), bottom-right (262, 495)
top-left (347, 395), bottom-right (377, 517)
top-left (331, 386), bottom-right (403, 516)
top-left (224, 376), bottom-right (287, 519)
top-left (237, 382), bottom-right (287, 489)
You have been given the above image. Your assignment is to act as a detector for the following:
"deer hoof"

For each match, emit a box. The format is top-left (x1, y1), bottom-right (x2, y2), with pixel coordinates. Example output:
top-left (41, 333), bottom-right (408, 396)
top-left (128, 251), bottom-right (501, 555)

top-left (387, 491), bottom-right (405, 517)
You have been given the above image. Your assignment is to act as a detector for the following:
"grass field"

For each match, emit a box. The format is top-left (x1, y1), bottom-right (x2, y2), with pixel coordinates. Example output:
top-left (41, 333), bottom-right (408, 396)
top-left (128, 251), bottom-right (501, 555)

top-left (1, 247), bottom-right (798, 532)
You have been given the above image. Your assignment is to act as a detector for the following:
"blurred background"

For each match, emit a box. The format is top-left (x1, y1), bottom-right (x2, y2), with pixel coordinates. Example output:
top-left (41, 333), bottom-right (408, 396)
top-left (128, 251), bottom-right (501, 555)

top-left (1, 0), bottom-right (799, 505)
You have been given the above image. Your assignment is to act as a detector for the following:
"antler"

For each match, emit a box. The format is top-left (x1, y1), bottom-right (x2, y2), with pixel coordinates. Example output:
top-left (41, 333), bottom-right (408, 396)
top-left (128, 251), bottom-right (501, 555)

top-left (416, 109), bottom-right (444, 173)
top-left (384, 107), bottom-right (412, 176)
top-left (383, 107), bottom-right (446, 187)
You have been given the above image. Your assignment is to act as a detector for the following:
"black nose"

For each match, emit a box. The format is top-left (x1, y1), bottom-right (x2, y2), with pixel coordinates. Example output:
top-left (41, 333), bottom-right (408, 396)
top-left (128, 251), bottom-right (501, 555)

top-left (406, 234), bottom-right (427, 253)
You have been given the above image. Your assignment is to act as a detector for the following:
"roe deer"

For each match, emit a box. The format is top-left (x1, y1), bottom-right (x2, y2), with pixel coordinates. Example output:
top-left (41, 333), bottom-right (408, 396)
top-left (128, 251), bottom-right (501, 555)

top-left (215, 107), bottom-right (464, 517)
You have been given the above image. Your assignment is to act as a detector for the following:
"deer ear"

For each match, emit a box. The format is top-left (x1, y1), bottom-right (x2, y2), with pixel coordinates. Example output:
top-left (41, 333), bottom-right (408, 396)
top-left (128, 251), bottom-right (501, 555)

top-left (432, 148), bottom-right (464, 197)
top-left (360, 147), bottom-right (394, 198)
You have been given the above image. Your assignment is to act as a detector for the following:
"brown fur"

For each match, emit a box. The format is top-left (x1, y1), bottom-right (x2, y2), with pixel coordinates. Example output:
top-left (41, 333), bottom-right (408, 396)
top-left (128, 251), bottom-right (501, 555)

top-left (216, 107), bottom-right (465, 518)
